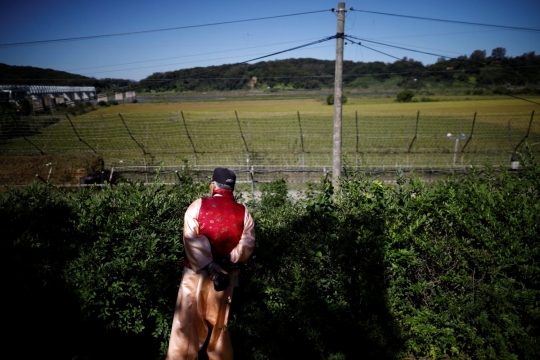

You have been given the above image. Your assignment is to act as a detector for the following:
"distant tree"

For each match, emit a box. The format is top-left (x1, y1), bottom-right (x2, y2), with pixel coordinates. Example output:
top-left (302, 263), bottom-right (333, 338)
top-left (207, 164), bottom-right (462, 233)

top-left (326, 94), bottom-right (334, 105)
top-left (326, 94), bottom-right (348, 105)
top-left (470, 50), bottom-right (487, 62)
top-left (396, 89), bottom-right (414, 102)
top-left (491, 47), bottom-right (507, 60)
top-left (363, 61), bottom-right (391, 81)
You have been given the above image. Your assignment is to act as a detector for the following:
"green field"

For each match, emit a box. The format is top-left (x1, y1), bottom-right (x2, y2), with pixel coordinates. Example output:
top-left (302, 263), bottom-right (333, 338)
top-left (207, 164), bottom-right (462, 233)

top-left (93, 93), bottom-right (540, 114)
top-left (1, 94), bottom-right (539, 184)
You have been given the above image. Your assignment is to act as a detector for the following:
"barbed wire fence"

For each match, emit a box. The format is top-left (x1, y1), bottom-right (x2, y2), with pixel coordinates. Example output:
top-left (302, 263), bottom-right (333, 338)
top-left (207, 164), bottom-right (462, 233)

top-left (0, 110), bottom-right (538, 186)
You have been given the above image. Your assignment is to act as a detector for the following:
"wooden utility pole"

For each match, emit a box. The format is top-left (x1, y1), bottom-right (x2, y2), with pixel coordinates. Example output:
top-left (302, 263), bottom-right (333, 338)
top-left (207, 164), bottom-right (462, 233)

top-left (333, 2), bottom-right (346, 188)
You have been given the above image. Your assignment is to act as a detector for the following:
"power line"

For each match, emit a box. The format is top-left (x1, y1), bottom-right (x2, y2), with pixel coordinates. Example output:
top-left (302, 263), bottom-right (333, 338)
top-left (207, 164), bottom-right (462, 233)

top-left (342, 26), bottom-right (525, 63)
top-left (346, 35), bottom-right (449, 60)
top-left (4, 44), bottom-right (537, 88)
top-left (80, 44), bottom-right (334, 76)
top-left (350, 8), bottom-right (540, 32)
top-left (0, 9), bottom-right (332, 48)
top-left (66, 37), bottom-right (329, 72)
top-left (137, 35), bottom-right (336, 84)
top-left (116, 35), bottom-right (338, 96)
top-left (3, 43), bottom-right (338, 99)
top-left (140, 75), bottom-right (335, 81)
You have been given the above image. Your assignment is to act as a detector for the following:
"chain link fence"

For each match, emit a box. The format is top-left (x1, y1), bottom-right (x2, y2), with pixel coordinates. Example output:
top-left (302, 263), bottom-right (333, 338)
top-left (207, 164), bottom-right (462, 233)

top-left (1, 110), bottom-right (538, 185)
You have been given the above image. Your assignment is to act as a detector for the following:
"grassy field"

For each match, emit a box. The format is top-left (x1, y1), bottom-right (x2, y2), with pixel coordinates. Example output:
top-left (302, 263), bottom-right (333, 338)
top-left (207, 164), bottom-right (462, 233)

top-left (94, 93), bottom-right (540, 114)
top-left (1, 93), bottom-right (539, 185)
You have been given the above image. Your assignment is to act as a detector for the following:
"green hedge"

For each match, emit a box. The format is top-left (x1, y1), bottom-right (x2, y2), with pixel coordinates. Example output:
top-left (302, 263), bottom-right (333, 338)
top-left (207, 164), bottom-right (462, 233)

top-left (1, 150), bottom-right (539, 359)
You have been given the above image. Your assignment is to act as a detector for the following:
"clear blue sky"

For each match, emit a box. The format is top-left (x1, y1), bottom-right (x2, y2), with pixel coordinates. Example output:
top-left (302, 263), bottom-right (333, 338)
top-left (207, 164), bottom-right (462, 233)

top-left (1, 0), bottom-right (539, 81)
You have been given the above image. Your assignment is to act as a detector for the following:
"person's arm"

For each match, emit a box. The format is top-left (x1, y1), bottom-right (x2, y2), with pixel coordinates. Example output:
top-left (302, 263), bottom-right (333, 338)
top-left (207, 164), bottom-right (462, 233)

top-left (229, 208), bottom-right (255, 264)
top-left (183, 199), bottom-right (214, 272)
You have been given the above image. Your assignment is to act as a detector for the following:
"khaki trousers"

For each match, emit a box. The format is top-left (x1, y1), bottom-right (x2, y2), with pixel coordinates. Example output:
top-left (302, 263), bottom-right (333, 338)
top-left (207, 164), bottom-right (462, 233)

top-left (166, 268), bottom-right (236, 360)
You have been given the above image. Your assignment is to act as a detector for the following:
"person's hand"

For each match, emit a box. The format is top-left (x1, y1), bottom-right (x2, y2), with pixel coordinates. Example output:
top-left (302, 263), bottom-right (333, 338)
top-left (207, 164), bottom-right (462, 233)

top-left (206, 261), bottom-right (228, 275)
top-left (220, 254), bottom-right (234, 270)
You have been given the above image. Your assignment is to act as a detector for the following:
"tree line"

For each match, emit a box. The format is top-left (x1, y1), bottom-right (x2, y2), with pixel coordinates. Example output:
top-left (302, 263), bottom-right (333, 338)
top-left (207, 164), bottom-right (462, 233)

top-left (2, 48), bottom-right (539, 95)
top-left (139, 48), bottom-right (540, 93)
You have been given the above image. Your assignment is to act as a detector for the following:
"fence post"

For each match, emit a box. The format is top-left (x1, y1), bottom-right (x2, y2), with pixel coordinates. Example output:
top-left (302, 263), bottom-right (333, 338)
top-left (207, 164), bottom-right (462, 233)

top-left (235, 111), bottom-right (250, 182)
top-left (250, 166), bottom-right (255, 199)
top-left (35, 174), bottom-right (47, 183)
top-left (514, 110), bottom-right (535, 152)
top-left (12, 115), bottom-right (45, 155)
top-left (407, 111), bottom-right (420, 166)
top-left (355, 111), bottom-right (359, 169)
top-left (180, 111), bottom-right (197, 165)
top-left (118, 112), bottom-right (147, 167)
top-left (460, 112), bottom-right (477, 164)
top-left (46, 163), bottom-right (53, 181)
top-left (66, 114), bottom-right (96, 153)
top-left (297, 111), bottom-right (305, 182)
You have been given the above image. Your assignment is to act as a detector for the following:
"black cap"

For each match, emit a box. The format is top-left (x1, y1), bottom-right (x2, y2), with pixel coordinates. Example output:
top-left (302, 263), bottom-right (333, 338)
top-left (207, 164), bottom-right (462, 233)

top-left (212, 167), bottom-right (236, 190)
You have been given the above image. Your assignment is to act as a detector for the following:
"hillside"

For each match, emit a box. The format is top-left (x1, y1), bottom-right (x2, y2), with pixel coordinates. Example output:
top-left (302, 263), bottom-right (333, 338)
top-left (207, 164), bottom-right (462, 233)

top-left (0, 63), bottom-right (136, 93)
top-left (2, 48), bottom-right (540, 95)
top-left (140, 50), bottom-right (540, 94)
